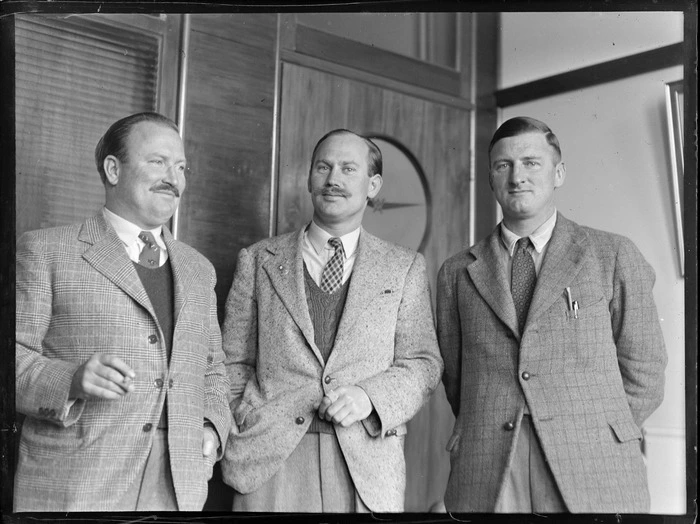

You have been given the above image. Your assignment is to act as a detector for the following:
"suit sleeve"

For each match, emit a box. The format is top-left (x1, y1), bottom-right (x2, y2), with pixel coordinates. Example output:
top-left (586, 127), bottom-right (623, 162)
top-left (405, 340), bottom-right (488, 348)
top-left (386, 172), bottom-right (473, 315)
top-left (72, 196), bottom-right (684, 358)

top-left (202, 262), bottom-right (232, 457)
top-left (610, 237), bottom-right (667, 427)
top-left (436, 259), bottom-right (462, 418)
top-left (15, 231), bottom-right (85, 426)
top-left (356, 253), bottom-right (444, 436)
top-left (221, 247), bottom-right (258, 429)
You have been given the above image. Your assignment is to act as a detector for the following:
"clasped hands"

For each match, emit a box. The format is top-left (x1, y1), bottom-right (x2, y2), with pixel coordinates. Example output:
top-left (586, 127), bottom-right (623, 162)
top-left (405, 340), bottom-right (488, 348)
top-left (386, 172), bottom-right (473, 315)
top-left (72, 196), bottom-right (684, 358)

top-left (317, 385), bottom-right (373, 427)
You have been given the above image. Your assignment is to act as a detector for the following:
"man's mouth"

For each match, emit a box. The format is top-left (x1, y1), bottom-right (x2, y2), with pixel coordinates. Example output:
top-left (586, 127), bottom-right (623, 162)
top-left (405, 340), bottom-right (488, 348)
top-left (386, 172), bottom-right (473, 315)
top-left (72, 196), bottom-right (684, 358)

top-left (321, 190), bottom-right (346, 198)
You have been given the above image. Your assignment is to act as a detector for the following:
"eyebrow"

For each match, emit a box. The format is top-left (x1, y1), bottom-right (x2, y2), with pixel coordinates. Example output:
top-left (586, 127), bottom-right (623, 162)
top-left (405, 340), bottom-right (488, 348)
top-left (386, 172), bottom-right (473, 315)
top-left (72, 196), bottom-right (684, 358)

top-left (315, 159), bottom-right (360, 167)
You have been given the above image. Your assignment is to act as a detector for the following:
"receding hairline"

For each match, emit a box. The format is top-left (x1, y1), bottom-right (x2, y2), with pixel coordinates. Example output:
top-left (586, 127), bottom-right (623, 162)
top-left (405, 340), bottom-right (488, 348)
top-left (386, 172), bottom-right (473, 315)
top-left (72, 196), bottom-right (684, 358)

top-left (312, 130), bottom-right (371, 160)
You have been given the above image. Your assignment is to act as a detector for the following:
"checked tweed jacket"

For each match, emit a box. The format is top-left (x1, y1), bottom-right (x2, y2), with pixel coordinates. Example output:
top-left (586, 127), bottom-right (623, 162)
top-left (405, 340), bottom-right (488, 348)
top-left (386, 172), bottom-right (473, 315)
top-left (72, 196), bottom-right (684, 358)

top-left (437, 214), bottom-right (667, 513)
top-left (220, 227), bottom-right (443, 512)
top-left (15, 212), bottom-right (231, 512)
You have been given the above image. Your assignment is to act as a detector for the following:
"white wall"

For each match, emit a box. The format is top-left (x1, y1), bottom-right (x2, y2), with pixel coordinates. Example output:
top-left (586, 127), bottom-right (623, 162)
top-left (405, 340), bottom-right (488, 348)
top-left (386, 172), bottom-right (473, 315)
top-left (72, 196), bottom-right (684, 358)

top-left (499, 12), bottom-right (686, 514)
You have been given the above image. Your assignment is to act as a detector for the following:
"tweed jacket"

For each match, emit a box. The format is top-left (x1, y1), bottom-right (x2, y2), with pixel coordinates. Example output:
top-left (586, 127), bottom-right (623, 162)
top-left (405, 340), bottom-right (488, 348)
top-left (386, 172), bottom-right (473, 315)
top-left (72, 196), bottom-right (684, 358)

top-left (220, 227), bottom-right (443, 512)
top-left (15, 212), bottom-right (231, 512)
top-left (436, 214), bottom-right (667, 513)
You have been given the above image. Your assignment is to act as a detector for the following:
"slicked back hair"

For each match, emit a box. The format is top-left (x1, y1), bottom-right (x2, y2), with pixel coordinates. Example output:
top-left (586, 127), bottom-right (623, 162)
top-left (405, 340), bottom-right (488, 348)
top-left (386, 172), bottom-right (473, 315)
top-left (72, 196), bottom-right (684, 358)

top-left (95, 112), bottom-right (179, 185)
top-left (309, 129), bottom-right (383, 178)
top-left (488, 116), bottom-right (562, 162)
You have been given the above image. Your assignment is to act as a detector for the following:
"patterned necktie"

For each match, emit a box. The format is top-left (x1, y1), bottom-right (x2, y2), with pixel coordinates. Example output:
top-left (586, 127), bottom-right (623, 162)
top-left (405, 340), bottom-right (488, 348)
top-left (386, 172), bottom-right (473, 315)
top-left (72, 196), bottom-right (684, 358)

top-left (138, 231), bottom-right (160, 268)
top-left (320, 237), bottom-right (345, 294)
top-left (511, 237), bottom-right (536, 334)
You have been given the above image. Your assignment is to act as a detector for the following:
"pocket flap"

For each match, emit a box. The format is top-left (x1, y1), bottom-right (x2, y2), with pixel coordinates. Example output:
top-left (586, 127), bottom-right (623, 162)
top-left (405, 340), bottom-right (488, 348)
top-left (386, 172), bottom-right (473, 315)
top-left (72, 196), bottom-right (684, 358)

top-left (446, 432), bottom-right (461, 452)
top-left (609, 419), bottom-right (642, 443)
top-left (233, 401), bottom-right (253, 428)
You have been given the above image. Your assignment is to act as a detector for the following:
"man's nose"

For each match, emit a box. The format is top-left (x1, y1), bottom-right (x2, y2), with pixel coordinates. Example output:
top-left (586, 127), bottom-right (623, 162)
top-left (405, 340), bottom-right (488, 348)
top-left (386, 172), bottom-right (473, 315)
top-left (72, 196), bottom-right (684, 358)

top-left (325, 166), bottom-right (341, 185)
top-left (163, 164), bottom-right (182, 186)
top-left (509, 163), bottom-right (525, 184)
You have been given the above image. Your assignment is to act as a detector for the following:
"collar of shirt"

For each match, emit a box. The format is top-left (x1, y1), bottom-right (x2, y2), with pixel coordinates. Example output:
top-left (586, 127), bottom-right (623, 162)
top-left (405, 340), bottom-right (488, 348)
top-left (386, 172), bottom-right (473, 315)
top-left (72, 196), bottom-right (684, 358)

top-left (306, 220), bottom-right (360, 260)
top-left (500, 209), bottom-right (558, 257)
top-left (302, 220), bottom-right (361, 287)
top-left (102, 207), bottom-right (168, 265)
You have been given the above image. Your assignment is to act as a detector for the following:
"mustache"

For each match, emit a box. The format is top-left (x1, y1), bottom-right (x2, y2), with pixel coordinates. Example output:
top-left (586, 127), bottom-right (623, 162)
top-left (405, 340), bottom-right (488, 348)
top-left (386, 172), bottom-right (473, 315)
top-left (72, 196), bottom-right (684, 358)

top-left (150, 182), bottom-right (180, 198)
top-left (315, 187), bottom-right (349, 198)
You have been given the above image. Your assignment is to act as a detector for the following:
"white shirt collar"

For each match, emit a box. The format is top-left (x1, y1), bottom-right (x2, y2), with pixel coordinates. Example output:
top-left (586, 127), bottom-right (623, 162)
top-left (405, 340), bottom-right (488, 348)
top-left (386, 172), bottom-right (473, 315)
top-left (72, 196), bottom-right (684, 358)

top-left (102, 207), bottom-right (165, 249)
top-left (500, 210), bottom-right (558, 257)
top-left (307, 220), bottom-right (361, 258)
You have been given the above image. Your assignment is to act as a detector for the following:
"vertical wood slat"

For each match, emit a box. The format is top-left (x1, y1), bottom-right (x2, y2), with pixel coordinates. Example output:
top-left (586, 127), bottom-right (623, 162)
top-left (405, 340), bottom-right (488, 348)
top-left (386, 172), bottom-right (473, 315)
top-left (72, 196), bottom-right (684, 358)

top-left (176, 14), bottom-right (278, 321)
top-left (278, 62), bottom-right (470, 511)
top-left (15, 14), bottom-right (161, 236)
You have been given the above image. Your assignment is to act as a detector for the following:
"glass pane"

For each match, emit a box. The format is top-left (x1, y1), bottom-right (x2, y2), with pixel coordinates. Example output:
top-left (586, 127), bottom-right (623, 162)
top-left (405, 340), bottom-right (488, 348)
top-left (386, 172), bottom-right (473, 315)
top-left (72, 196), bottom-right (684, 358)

top-left (295, 13), bottom-right (457, 69)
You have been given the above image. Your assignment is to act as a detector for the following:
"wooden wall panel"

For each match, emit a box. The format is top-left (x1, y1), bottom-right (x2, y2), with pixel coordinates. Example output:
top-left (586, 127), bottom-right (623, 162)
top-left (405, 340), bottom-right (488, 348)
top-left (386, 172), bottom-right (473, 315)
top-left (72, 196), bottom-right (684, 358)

top-left (278, 62), bottom-right (470, 510)
top-left (178, 14), bottom-right (277, 319)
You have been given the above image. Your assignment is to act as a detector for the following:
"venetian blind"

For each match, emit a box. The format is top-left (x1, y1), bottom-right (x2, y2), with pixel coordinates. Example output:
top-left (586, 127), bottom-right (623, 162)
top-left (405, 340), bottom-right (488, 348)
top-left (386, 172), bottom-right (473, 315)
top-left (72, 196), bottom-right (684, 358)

top-left (15, 15), bottom-right (160, 235)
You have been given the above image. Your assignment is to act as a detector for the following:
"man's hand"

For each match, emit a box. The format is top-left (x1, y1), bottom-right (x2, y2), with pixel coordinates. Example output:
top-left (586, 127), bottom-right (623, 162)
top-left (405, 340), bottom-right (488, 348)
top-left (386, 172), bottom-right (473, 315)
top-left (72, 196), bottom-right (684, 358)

top-left (202, 425), bottom-right (220, 458)
top-left (69, 353), bottom-right (135, 400)
top-left (317, 385), bottom-right (373, 427)
top-left (202, 425), bottom-right (220, 480)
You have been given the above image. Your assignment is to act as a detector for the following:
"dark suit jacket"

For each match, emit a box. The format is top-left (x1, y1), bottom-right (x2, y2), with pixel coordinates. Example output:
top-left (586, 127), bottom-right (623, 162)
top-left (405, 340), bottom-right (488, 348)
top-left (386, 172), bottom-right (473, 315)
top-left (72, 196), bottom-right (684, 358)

top-left (220, 227), bottom-right (443, 512)
top-left (15, 213), bottom-right (231, 511)
top-left (437, 214), bottom-right (667, 513)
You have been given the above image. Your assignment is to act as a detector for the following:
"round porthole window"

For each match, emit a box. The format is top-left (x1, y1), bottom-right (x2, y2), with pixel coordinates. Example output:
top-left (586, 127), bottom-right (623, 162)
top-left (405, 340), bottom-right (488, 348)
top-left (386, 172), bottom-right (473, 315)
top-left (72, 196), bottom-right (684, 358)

top-left (363, 136), bottom-right (431, 253)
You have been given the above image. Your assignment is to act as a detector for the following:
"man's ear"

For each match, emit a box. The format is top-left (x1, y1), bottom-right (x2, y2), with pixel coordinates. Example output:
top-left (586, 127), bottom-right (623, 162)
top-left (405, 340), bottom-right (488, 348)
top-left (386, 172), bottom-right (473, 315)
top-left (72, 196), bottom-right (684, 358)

top-left (554, 161), bottom-right (566, 188)
top-left (104, 155), bottom-right (120, 186)
top-left (367, 174), bottom-right (383, 199)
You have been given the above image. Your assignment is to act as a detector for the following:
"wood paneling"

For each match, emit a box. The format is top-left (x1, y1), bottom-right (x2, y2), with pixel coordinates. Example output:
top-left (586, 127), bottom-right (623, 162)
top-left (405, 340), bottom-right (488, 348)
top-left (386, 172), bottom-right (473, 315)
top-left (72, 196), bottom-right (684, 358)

top-left (278, 62), bottom-right (470, 510)
top-left (293, 24), bottom-right (462, 97)
top-left (177, 14), bottom-right (277, 319)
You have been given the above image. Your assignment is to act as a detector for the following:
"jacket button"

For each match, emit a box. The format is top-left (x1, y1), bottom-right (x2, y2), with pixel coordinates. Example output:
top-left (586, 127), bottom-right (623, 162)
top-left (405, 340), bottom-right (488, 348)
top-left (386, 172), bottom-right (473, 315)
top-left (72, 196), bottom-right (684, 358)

top-left (503, 421), bottom-right (515, 431)
top-left (143, 423), bottom-right (153, 432)
top-left (521, 372), bottom-right (530, 380)
top-left (154, 378), bottom-right (164, 388)
top-left (148, 335), bottom-right (158, 344)
top-left (168, 379), bottom-right (174, 388)
top-left (295, 417), bottom-right (305, 425)
top-left (324, 376), bottom-right (332, 384)
top-left (386, 429), bottom-right (397, 437)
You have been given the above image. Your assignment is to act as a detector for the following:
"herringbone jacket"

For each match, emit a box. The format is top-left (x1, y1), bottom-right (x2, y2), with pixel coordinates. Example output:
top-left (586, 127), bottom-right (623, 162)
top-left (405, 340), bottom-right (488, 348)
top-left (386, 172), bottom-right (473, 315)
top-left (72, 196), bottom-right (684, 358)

top-left (220, 228), bottom-right (443, 512)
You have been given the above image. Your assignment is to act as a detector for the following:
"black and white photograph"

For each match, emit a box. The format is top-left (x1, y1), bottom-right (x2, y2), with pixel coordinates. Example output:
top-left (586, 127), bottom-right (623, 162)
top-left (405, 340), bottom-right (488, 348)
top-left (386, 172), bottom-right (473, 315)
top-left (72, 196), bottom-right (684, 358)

top-left (0, 2), bottom-right (696, 521)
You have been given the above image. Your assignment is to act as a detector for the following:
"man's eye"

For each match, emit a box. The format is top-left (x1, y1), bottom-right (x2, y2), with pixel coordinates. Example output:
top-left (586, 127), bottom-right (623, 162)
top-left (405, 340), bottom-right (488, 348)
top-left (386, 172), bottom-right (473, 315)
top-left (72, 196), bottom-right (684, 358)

top-left (150, 159), bottom-right (164, 166)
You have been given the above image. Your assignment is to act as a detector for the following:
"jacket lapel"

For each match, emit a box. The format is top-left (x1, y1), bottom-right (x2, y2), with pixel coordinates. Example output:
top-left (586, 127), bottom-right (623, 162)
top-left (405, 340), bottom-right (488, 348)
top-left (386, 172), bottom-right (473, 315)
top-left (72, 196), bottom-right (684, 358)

top-left (163, 227), bottom-right (196, 324)
top-left (467, 226), bottom-right (520, 337)
top-left (526, 214), bottom-right (587, 327)
top-left (262, 229), bottom-right (323, 364)
top-left (328, 230), bottom-right (388, 365)
top-left (79, 213), bottom-right (155, 318)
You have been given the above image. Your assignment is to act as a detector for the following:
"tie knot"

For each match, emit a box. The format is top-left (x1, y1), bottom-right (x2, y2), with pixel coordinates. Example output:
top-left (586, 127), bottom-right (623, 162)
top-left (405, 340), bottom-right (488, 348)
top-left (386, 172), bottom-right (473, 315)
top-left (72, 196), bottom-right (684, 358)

top-left (516, 237), bottom-right (532, 253)
top-left (328, 237), bottom-right (343, 251)
top-left (139, 231), bottom-right (157, 247)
